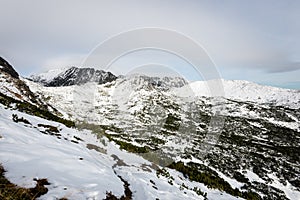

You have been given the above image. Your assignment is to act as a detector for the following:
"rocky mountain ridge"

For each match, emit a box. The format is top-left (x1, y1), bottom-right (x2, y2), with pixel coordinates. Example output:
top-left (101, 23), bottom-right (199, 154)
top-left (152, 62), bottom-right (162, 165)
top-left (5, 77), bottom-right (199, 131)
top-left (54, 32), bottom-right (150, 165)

top-left (30, 66), bottom-right (117, 87)
top-left (0, 56), bottom-right (19, 79)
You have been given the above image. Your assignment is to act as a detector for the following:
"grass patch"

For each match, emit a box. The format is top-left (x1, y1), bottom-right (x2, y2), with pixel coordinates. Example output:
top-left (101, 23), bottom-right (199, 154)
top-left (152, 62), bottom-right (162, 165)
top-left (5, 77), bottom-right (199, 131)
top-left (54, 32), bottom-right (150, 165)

top-left (12, 114), bottom-right (31, 125)
top-left (0, 164), bottom-right (49, 199)
top-left (37, 124), bottom-right (60, 135)
top-left (114, 140), bottom-right (149, 154)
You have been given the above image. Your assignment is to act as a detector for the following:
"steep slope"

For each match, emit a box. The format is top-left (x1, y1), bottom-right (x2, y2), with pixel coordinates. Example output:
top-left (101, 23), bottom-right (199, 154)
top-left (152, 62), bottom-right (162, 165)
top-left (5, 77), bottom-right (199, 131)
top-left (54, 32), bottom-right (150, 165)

top-left (0, 57), bottom-right (19, 78)
top-left (0, 57), bottom-right (38, 105)
top-left (0, 104), bottom-right (242, 200)
top-left (0, 57), bottom-right (69, 121)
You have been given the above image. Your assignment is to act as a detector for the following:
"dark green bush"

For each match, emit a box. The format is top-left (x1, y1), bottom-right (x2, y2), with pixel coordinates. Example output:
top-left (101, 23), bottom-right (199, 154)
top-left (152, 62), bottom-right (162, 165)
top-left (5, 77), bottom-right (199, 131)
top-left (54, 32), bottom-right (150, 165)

top-left (168, 161), bottom-right (261, 200)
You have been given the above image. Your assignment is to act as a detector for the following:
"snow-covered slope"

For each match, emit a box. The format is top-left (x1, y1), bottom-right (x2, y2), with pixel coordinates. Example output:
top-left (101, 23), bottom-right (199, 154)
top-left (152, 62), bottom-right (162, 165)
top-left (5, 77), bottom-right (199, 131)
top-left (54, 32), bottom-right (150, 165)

top-left (0, 104), bottom-right (245, 200)
top-left (1, 61), bottom-right (299, 199)
top-left (0, 57), bottom-right (42, 106)
top-left (175, 79), bottom-right (300, 109)
top-left (24, 73), bottom-right (300, 200)
top-left (29, 67), bottom-right (71, 85)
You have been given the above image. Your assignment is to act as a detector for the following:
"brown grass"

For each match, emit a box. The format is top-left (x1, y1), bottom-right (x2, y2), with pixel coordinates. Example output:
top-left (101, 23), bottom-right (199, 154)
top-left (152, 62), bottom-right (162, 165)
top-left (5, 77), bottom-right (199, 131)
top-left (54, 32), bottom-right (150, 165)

top-left (0, 164), bottom-right (49, 200)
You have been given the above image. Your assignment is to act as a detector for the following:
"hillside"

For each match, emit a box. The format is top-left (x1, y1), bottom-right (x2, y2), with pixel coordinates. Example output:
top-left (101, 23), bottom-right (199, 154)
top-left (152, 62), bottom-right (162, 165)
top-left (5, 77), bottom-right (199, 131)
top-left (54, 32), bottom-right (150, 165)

top-left (25, 67), bottom-right (300, 199)
top-left (0, 58), bottom-right (299, 199)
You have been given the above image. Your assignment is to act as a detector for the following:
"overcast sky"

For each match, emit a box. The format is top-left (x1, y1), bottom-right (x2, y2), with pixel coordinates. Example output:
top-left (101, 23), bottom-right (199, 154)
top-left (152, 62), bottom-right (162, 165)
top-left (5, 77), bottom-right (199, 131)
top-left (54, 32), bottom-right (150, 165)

top-left (0, 0), bottom-right (299, 89)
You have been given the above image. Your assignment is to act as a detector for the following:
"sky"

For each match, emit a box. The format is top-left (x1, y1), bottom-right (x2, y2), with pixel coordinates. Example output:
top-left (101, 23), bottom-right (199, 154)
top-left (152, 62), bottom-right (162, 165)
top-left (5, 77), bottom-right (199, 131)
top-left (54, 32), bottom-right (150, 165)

top-left (0, 0), bottom-right (299, 89)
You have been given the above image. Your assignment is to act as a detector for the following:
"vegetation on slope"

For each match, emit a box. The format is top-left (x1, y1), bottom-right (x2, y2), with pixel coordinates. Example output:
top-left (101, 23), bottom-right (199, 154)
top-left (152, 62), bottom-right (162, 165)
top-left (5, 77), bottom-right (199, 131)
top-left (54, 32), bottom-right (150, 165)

top-left (0, 164), bottom-right (49, 200)
top-left (0, 92), bottom-right (75, 128)
top-left (168, 161), bottom-right (261, 200)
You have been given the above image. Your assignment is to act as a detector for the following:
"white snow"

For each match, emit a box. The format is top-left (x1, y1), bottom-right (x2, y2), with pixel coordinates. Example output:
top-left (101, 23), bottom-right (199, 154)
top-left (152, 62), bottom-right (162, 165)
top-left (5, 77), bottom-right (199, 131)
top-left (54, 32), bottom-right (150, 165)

top-left (267, 117), bottom-right (300, 131)
top-left (12, 74), bottom-right (299, 199)
top-left (0, 104), bottom-right (245, 199)
top-left (214, 169), bottom-right (245, 189)
top-left (175, 79), bottom-right (300, 109)
top-left (30, 67), bottom-right (71, 83)
top-left (268, 173), bottom-right (300, 200)
top-left (0, 105), bottom-right (124, 199)
top-left (245, 170), bottom-right (265, 183)
top-left (0, 74), bottom-right (31, 103)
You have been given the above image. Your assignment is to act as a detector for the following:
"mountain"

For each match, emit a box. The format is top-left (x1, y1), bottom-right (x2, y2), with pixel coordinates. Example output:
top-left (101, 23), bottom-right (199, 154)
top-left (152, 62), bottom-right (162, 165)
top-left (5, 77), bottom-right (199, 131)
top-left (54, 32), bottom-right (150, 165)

top-left (0, 57), bottom-right (66, 119)
top-left (32, 66), bottom-right (299, 109)
top-left (28, 67), bottom-right (71, 85)
top-left (0, 60), bottom-right (300, 200)
top-left (30, 66), bottom-right (117, 87)
top-left (30, 67), bottom-right (188, 90)
top-left (0, 58), bottom-right (235, 200)
top-left (0, 56), bottom-right (44, 106)
top-left (26, 67), bottom-right (300, 199)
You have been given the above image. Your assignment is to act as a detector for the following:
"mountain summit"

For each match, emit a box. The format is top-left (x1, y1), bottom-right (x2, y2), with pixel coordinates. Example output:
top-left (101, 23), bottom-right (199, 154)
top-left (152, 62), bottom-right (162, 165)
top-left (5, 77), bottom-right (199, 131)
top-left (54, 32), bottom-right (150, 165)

top-left (30, 67), bottom-right (117, 87)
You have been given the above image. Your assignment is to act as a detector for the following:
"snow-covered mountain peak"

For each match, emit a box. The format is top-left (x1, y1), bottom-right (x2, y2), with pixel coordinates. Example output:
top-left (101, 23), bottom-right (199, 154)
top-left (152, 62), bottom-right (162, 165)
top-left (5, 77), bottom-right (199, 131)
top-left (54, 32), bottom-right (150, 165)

top-left (30, 67), bottom-right (71, 84)
top-left (30, 66), bottom-right (117, 87)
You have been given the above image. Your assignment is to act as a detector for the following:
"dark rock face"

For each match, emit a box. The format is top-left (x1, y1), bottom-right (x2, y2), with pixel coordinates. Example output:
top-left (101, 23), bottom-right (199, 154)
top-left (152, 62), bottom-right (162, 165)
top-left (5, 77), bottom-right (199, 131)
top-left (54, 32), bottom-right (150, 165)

top-left (0, 57), bottom-right (19, 79)
top-left (45, 67), bottom-right (117, 87)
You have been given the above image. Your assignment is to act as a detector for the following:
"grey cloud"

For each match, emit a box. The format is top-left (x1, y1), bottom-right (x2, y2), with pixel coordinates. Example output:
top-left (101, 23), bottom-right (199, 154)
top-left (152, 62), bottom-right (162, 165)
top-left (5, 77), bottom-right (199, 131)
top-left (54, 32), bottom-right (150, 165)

top-left (0, 0), bottom-right (299, 87)
top-left (265, 62), bottom-right (300, 73)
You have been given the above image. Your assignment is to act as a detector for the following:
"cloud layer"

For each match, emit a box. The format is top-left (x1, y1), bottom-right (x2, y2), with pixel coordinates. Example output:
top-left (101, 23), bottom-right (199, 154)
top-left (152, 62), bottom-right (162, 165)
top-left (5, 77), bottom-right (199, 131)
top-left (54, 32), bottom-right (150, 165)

top-left (0, 0), bottom-right (299, 88)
